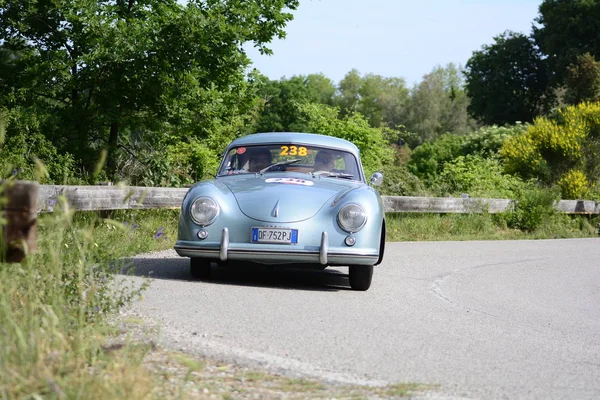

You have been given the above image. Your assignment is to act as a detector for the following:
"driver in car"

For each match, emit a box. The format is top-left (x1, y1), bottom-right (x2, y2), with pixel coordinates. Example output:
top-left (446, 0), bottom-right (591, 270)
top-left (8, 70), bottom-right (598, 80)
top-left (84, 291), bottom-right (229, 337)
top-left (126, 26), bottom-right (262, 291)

top-left (248, 148), bottom-right (272, 172)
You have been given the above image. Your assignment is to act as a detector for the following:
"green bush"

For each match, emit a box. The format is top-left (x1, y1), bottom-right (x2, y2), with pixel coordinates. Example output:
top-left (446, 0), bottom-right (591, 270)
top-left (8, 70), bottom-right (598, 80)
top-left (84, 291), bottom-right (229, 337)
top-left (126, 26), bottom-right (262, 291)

top-left (407, 133), bottom-right (465, 182)
top-left (435, 155), bottom-right (528, 198)
top-left (117, 140), bottom-right (221, 187)
top-left (408, 125), bottom-right (525, 185)
top-left (500, 187), bottom-right (559, 232)
top-left (461, 124), bottom-right (526, 157)
top-left (378, 144), bottom-right (427, 196)
top-left (1, 109), bottom-right (79, 184)
top-left (380, 163), bottom-right (428, 196)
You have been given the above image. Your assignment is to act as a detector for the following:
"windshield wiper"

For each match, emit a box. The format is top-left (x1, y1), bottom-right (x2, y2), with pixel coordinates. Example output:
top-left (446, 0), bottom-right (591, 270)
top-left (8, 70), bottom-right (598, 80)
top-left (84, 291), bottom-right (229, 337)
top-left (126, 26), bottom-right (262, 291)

top-left (312, 171), bottom-right (354, 179)
top-left (259, 159), bottom-right (301, 173)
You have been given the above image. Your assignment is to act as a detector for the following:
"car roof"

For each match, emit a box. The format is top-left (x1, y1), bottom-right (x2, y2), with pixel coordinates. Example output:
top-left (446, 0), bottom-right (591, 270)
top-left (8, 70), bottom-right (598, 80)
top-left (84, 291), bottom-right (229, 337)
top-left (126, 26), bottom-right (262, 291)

top-left (228, 132), bottom-right (360, 156)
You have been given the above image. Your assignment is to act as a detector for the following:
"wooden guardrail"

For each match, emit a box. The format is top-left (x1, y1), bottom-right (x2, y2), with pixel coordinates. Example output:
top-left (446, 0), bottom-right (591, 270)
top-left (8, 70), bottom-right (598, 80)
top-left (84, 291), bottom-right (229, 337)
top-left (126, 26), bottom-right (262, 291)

top-left (36, 184), bottom-right (600, 215)
top-left (38, 184), bottom-right (188, 212)
top-left (2, 181), bottom-right (599, 262)
top-left (382, 196), bottom-right (600, 214)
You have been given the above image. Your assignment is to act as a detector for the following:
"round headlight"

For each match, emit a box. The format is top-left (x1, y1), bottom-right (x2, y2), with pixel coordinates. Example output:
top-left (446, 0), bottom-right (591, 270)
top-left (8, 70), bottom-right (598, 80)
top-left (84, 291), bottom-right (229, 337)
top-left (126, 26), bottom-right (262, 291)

top-left (337, 204), bottom-right (367, 232)
top-left (190, 197), bottom-right (219, 226)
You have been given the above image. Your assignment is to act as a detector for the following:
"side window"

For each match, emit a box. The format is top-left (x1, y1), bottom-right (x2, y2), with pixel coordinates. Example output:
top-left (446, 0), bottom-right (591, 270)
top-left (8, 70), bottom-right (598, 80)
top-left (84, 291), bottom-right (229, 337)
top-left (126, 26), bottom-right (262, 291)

top-left (342, 153), bottom-right (360, 179)
top-left (220, 148), bottom-right (251, 174)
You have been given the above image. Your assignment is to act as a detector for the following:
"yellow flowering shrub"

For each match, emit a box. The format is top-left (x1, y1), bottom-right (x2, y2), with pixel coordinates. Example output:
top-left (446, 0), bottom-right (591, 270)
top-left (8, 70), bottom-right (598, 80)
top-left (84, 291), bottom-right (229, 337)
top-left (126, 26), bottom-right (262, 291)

top-left (501, 102), bottom-right (600, 196)
top-left (501, 118), bottom-right (549, 177)
top-left (557, 169), bottom-right (589, 199)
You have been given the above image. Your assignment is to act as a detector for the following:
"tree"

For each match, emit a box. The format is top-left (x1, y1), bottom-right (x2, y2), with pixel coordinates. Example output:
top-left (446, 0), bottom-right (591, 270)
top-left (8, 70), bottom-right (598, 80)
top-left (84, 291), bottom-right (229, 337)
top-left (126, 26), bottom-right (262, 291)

top-left (533, 0), bottom-right (600, 85)
top-left (357, 74), bottom-right (410, 128)
top-left (336, 69), bottom-right (362, 115)
top-left (377, 77), bottom-right (411, 130)
top-left (404, 63), bottom-right (475, 143)
top-left (564, 53), bottom-right (600, 105)
top-left (464, 31), bottom-right (549, 125)
top-left (0, 0), bottom-right (299, 179)
top-left (304, 74), bottom-right (337, 106)
top-left (334, 70), bottom-right (410, 129)
top-left (252, 73), bottom-right (336, 133)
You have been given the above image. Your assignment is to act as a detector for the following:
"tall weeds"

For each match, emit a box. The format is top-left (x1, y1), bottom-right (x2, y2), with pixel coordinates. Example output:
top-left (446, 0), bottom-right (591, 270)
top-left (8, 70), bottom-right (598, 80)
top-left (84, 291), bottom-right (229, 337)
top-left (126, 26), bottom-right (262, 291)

top-left (0, 192), bottom-right (171, 399)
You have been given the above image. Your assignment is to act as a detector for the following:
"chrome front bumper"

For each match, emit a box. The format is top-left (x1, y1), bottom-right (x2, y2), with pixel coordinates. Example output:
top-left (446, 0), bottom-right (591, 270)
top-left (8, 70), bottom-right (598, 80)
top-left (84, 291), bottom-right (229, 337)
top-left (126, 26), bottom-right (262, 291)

top-left (174, 228), bottom-right (378, 266)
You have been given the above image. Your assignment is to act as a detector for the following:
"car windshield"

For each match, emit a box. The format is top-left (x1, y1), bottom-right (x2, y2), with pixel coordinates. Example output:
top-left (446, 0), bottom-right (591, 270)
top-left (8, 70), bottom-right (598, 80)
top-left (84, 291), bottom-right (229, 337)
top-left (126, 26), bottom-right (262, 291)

top-left (217, 144), bottom-right (361, 180)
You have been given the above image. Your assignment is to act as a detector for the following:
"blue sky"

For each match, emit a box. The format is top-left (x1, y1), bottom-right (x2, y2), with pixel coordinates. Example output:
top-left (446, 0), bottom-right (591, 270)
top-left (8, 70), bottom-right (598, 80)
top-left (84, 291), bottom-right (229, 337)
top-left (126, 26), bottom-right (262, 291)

top-left (245, 0), bottom-right (542, 86)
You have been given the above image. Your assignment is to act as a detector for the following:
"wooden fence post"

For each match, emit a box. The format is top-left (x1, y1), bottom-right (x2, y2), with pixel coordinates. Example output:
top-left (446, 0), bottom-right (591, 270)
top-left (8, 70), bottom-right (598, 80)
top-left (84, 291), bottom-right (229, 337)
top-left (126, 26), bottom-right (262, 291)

top-left (1, 180), bottom-right (38, 263)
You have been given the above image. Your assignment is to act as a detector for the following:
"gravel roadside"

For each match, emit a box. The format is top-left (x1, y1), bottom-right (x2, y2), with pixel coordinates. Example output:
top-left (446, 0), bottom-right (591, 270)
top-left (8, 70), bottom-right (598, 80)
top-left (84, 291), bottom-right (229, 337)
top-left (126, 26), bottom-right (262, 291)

top-left (110, 312), bottom-right (434, 400)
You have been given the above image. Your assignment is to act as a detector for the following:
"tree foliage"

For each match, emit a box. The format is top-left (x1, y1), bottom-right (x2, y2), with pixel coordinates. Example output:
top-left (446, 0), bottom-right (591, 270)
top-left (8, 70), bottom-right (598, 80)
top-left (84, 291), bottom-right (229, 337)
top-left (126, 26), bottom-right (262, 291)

top-left (336, 69), bottom-right (362, 115)
top-left (252, 73), bottom-right (336, 133)
top-left (0, 106), bottom-right (77, 184)
top-left (404, 63), bottom-right (475, 143)
top-left (465, 31), bottom-right (549, 125)
top-left (0, 0), bottom-right (299, 179)
top-left (335, 69), bottom-right (411, 129)
top-left (533, 0), bottom-right (600, 85)
top-left (564, 53), bottom-right (600, 105)
top-left (251, 67), bottom-right (473, 150)
top-left (464, 1), bottom-right (600, 124)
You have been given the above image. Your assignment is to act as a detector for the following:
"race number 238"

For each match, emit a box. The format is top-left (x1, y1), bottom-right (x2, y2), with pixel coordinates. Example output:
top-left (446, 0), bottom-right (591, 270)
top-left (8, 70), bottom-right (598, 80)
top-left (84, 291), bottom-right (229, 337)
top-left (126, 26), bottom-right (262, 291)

top-left (280, 146), bottom-right (307, 156)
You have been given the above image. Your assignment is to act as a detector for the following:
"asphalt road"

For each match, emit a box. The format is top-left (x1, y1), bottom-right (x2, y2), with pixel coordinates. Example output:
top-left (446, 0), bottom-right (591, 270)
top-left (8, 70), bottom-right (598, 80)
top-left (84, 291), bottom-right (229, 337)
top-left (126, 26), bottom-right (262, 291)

top-left (124, 238), bottom-right (600, 400)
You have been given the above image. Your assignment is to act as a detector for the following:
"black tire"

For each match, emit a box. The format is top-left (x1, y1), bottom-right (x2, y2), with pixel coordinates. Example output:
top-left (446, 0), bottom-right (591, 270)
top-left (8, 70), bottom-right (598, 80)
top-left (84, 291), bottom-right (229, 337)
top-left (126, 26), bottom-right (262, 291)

top-left (190, 258), bottom-right (211, 280)
top-left (348, 265), bottom-right (373, 291)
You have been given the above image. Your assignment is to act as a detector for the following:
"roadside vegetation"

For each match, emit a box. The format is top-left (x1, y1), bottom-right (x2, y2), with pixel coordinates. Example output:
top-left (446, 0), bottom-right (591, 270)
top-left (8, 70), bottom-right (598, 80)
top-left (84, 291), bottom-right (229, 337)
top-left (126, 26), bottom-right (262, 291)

top-left (2, 0), bottom-right (600, 398)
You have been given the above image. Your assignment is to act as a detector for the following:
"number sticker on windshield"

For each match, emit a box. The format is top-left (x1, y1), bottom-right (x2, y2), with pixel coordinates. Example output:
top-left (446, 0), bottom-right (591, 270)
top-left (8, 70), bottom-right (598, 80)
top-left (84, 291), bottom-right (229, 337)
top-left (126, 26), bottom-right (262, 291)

top-left (280, 146), bottom-right (307, 156)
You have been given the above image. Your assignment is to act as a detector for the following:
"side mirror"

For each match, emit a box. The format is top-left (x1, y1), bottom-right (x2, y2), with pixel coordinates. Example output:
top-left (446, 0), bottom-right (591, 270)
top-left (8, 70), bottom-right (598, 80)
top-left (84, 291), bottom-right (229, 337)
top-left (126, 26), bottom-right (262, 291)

top-left (370, 172), bottom-right (383, 186)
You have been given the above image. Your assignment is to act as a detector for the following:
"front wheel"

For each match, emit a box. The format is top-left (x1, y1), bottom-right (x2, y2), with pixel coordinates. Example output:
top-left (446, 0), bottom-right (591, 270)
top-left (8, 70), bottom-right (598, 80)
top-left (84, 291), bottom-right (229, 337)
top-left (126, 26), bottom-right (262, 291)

top-left (190, 258), bottom-right (211, 280)
top-left (348, 265), bottom-right (373, 291)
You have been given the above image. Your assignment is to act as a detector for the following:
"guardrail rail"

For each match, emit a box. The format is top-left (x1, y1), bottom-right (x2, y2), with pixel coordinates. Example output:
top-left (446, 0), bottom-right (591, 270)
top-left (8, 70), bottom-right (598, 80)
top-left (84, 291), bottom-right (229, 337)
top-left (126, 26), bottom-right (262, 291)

top-left (2, 180), bottom-right (599, 262)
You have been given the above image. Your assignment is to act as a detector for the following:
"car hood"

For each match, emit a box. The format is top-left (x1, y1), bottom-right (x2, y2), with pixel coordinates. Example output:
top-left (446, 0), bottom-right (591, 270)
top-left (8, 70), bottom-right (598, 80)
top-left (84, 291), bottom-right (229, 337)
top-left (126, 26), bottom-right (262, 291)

top-left (220, 174), bottom-right (358, 222)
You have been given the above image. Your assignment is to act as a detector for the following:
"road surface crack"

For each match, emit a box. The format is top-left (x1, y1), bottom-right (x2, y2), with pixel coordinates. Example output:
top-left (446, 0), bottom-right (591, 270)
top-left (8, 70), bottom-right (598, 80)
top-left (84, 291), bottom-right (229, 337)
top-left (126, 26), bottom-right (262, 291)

top-left (429, 258), bottom-right (546, 318)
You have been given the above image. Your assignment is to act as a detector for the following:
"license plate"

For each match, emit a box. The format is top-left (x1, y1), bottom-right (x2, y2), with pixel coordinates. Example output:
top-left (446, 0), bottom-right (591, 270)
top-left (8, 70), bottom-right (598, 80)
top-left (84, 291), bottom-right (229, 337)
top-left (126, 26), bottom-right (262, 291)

top-left (251, 227), bottom-right (298, 244)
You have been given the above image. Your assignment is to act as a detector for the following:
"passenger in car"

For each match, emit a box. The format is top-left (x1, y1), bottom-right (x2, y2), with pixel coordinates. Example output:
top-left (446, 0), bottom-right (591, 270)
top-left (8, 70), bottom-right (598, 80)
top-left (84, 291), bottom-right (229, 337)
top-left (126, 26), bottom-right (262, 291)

top-left (313, 150), bottom-right (335, 172)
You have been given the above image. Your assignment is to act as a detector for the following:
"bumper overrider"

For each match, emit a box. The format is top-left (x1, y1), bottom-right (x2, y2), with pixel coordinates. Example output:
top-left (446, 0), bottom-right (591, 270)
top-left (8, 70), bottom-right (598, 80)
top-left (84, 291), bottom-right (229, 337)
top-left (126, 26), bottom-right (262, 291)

top-left (174, 228), bottom-right (379, 266)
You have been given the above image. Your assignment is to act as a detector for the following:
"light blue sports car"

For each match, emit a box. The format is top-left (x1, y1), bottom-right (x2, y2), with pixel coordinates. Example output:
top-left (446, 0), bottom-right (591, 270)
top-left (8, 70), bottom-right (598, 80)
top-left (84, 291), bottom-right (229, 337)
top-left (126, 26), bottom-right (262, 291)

top-left (174, 132), bottom-right (385, 290)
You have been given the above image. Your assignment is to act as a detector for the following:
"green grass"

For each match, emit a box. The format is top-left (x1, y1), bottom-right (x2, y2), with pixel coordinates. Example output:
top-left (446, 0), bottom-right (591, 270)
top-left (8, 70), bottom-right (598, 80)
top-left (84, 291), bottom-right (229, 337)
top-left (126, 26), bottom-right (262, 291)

top-left (386, 212), bottom-right (599, 241)
top-left (0, 205), bottom-right (178, 399)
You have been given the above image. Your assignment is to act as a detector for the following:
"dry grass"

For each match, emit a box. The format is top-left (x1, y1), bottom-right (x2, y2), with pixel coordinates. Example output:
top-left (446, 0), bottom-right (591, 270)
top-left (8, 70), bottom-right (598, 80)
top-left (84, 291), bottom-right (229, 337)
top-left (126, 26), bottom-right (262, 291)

top-left (141, 347), bottom-right (427, 400)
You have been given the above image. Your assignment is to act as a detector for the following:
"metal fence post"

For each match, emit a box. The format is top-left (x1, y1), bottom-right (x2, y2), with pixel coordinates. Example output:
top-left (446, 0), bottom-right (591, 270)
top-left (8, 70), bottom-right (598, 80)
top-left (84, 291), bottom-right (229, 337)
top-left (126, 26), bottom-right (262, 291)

top-left (1, 180), bottom-right (38, 263)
